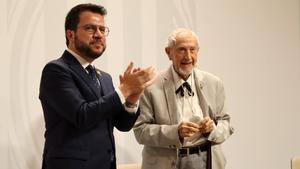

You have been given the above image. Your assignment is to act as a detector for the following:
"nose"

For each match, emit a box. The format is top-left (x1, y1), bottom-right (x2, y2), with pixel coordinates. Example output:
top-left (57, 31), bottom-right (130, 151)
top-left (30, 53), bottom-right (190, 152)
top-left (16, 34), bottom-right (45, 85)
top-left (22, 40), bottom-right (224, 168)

top-left (184, 50), bottom-right (193, 59)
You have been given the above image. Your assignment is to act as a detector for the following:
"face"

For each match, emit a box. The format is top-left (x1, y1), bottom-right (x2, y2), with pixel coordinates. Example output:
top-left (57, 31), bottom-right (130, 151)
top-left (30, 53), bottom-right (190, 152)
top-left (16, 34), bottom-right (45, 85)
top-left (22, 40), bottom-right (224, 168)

top-left (166, 35), bottom-right (199, 80)
top-left (67, 11), bottom-right (107, 62)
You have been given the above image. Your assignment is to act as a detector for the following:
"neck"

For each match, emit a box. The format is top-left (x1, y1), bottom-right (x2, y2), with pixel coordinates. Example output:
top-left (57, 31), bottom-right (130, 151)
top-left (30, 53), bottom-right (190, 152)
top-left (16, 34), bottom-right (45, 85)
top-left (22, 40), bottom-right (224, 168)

top-left (177, 71), bottom-right (191, 81)
top-left (180, 75), bottom-right (190, 81)
top-left (68, 45), bottom-right (93, 63)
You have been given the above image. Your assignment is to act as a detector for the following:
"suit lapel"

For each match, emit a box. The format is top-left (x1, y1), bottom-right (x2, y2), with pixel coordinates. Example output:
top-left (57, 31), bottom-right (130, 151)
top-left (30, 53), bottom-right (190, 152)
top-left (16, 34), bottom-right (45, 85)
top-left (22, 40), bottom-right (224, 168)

top-left (62, 50), bottom-right (100, 98)
top-left (97, 72), bottom-right (108, 96)
top-left (163, 67), bottom-right (181, 124)
top-left (193, 69), bottom-right (212, 118)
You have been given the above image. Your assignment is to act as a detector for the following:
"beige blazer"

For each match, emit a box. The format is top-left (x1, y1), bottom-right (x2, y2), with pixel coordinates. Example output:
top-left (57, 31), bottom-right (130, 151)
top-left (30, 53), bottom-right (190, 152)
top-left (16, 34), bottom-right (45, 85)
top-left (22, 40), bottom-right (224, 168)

top-left (133, 66), bottom-right (234, 169)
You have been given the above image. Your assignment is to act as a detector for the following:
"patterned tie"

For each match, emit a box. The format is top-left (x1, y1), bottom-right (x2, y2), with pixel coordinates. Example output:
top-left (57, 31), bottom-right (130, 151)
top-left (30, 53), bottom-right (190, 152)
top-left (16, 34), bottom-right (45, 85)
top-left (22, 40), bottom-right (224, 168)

top-left (175, 82), bottom-right (194, 97)
top-left (86, 65), bottom-right (101, 92)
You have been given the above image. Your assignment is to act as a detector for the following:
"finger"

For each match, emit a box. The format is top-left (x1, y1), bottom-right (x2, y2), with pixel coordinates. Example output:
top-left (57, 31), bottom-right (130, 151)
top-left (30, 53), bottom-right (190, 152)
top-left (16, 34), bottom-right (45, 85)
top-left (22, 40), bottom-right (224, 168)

top-left (181, 125), bottom-right (199, 133)
top-left (179, 122), bottom-right (199, 137)
top-left (133, 67), bottom-right (141, 73)
top-left (207, 125), bottom-right (214, 132)
top-left (148, 68), bottom-right (156, 79)
top-left (184, 121), bottom-right (200, 128)
top-left (181, 124), bottom-right (199, 132)
top-left (202, 117), bottom-right (209, 123)
top-left (124, 62), bottom-right (134, 75)
top-left (145, 67), bottom-right (156, 76)
top-left (180, 128), bottom-right (194, 137)
top-left (132, 69), bottom-right (146, 76)
top-left (186, 132), bottom-right (195, 137)
top-left (179, 121), bottom-right (199, 128)
top-left (199, 122), bottom-right (208, 131)
top-left (203, 116), bottom-right (211, 122)
top-left (199, 117), bottom-right (210, 126)
top-left (204, 126), bottom-right (213, 133)
top-left (199, 121), bottom-right (212, 131)
top-left (132, 67), bottom-right (156, 80)
top-left (140, 66), bottom-right (155, 76)
top-left (185, 125), bottom-right (199, 132)
top-left (203, 119), bottom-right (214, 128)
top-left (119, 75), bottom-right (124, 83)
top-left (203, 123), bottom-right (215, 133)
top-left (143, 77), bottom-right (155, 87)
top-left (184, 129), bottom-right (198, 137)
top-left (144, 66), bottom-right (154, 71)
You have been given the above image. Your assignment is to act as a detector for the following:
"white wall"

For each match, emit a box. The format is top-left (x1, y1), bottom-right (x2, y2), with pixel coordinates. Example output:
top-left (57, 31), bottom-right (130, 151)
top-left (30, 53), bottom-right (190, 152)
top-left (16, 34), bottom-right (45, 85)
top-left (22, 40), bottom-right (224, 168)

top-left (0, 0), bottom-right (299, 169)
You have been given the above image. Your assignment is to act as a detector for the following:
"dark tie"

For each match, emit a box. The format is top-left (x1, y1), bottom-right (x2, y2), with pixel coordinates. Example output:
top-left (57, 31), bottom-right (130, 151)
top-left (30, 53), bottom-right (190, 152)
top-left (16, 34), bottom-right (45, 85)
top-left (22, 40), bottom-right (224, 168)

top-left (86, 65), bottom-right (101, 92)
top-left (175, 82), bottom-right (194, 97)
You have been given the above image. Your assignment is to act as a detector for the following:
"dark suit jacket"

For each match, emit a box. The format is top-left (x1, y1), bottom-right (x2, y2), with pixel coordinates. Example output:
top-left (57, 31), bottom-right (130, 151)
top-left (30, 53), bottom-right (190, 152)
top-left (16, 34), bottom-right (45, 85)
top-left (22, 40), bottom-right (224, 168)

top-left (39, 50), bottom-right (139, 169)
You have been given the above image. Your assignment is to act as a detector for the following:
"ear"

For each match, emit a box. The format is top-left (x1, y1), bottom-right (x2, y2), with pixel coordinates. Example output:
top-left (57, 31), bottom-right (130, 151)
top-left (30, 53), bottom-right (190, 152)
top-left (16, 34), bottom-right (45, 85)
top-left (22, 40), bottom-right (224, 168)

top-left (165, 47), bottom-right (172, 60)
top-left (66, 30), bottom-right (75, 44)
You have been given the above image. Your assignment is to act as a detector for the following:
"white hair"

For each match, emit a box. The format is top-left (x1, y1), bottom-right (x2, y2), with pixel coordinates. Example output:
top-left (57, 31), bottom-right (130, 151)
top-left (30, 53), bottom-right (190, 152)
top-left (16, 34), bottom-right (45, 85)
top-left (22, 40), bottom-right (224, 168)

top-left (166, 28), bottom-right (200, 48)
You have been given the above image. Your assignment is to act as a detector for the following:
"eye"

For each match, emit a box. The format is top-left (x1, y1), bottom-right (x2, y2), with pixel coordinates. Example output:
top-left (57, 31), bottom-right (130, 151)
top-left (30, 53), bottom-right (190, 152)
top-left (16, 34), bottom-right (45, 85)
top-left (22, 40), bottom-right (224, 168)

top-left (190, 48), bottom-right (196, 53)
top-left (177, 47), bottom-right (186, 53)
top-left (84, 25), bottom-right (94, 32)
top-left (99, 27), bottom-right (106, 33)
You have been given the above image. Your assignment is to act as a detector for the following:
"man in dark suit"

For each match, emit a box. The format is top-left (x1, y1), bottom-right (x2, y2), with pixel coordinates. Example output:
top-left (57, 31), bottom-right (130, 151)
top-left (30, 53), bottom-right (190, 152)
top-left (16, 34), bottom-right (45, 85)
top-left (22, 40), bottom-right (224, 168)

top-left (39, 3), bottom-right (155, 169)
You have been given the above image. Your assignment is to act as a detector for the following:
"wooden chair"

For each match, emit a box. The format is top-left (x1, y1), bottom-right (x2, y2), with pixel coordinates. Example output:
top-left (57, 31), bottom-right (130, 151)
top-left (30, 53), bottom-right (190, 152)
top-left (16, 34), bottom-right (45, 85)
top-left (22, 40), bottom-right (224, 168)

top-left (292, 156), bottom-right (300, 169)
top-left (117, 163), bottom-right (141, 169)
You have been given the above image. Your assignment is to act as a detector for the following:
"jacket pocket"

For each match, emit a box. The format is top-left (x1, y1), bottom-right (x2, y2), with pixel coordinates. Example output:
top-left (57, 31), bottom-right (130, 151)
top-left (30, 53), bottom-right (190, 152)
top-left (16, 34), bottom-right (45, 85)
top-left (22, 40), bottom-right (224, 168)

top-left (47, 148), bottom-right (90, 160)
top-left (45, 148), bottom-right (90, 169)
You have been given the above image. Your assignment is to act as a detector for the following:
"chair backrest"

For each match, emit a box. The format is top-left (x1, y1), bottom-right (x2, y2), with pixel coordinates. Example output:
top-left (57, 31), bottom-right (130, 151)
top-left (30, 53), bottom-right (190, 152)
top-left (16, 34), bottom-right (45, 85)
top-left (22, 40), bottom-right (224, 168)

top-left (292, 156), bottom-right (300, 169)
top-left (117, 163), bottom-right (141, 169)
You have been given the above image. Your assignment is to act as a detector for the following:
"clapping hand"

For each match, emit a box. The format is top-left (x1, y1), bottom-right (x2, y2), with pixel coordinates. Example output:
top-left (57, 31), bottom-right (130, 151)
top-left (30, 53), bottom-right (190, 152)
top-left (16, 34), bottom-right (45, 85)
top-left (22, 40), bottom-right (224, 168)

top-left (118, 62), bottom-right (156, 103)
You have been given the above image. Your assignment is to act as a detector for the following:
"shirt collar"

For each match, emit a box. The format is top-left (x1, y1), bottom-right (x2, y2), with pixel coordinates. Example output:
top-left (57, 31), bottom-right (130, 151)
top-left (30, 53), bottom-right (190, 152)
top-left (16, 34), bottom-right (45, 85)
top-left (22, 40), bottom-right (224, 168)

top-left (67, 48), bottom-right (92, 69)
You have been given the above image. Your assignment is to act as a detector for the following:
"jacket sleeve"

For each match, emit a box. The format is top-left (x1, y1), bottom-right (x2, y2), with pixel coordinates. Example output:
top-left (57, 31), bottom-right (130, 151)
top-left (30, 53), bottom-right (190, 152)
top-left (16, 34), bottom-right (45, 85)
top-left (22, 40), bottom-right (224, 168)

top-left (207, 79), bottom-right (234, 144)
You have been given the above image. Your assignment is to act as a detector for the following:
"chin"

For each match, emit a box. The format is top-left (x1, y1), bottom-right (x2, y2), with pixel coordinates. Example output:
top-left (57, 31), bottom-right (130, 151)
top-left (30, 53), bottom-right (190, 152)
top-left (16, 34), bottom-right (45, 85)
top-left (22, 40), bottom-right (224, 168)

top-left (180, 67), bottom-right (193, 73)
top-left (178, 69), bottom-right (192, 79)
top-left (93, 47), bottom-right (103, 52)
top-left (93, 46), bottom-right (105, 55)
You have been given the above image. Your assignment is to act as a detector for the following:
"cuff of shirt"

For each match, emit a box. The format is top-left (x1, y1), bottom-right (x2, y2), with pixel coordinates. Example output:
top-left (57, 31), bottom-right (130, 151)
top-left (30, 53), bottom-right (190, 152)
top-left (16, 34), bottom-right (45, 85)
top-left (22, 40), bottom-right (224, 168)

top-left (115, 88), bottom-right (139, 113)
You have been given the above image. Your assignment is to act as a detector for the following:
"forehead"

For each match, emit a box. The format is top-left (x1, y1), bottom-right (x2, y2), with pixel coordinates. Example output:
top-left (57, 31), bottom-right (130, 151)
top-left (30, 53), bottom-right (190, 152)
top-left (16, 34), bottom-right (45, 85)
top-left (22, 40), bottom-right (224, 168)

top-left (174, 35), bottom-right (198, 47)
top-left (78, 11), bottom-right (104, 25)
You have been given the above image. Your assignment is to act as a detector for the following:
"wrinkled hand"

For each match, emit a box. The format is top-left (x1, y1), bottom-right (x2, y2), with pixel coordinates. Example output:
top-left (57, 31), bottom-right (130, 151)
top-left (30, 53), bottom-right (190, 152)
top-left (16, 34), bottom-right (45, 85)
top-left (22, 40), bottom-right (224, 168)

top-left (118, 62), bottom-right (156, 103)
top-left (178, 121), bottom-right (199, 139)
top-left (198, 116), bottom-right (215, 134)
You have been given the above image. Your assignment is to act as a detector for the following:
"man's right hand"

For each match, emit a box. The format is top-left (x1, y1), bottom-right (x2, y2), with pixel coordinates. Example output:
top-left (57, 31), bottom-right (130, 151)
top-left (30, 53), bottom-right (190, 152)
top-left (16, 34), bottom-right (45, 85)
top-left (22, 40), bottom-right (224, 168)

top-left (118, 62), bottom-right (156, 103)
top-left (178, 121), bottom-right (200, 139)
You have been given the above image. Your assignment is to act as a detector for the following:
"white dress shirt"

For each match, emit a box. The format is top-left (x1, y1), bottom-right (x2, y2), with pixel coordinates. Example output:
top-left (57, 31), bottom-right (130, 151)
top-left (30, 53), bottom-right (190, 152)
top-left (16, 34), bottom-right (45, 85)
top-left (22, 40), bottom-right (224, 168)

top-left (171, 67), bottom-right (207, 147)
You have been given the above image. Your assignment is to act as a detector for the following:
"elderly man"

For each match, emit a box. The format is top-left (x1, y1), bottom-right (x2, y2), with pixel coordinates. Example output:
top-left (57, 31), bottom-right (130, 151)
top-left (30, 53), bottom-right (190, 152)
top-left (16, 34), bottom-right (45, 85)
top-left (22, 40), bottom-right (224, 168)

top-left (134, 28), bottom-right (234, 169)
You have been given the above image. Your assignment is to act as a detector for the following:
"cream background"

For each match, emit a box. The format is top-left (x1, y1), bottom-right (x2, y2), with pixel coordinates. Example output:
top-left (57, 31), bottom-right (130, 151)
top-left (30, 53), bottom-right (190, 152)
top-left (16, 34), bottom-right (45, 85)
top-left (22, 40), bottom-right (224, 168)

top-left (0, 0), bottom-right (299, 169)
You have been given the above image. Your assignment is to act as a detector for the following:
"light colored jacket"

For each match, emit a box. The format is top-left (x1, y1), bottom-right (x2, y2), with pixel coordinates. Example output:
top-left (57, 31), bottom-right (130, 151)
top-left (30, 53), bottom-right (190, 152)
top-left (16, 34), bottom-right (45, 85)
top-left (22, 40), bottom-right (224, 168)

top-left (133, 66), bottom-right (234, 169)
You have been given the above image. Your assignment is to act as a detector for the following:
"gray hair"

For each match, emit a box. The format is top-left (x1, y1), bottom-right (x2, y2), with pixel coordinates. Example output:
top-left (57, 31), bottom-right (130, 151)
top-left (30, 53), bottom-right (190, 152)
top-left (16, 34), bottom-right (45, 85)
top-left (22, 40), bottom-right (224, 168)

top-left (166, 28), bottom-right (200, 48)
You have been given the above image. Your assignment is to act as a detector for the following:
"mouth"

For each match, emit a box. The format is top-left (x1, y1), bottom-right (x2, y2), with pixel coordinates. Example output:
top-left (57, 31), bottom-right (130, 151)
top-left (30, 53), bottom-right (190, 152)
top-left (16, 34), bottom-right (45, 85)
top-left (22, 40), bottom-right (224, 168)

top-left (91, 42), bottom-right (104, 48)
top-left (181, 61), bottom-right (193, 65)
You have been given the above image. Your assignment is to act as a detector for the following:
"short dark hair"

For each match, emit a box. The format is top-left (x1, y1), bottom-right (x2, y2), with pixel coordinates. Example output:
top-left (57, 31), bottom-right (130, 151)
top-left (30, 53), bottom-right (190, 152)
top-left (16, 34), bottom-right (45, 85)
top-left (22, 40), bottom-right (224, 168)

top-left (65, 3), bottom-right (107, 46)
